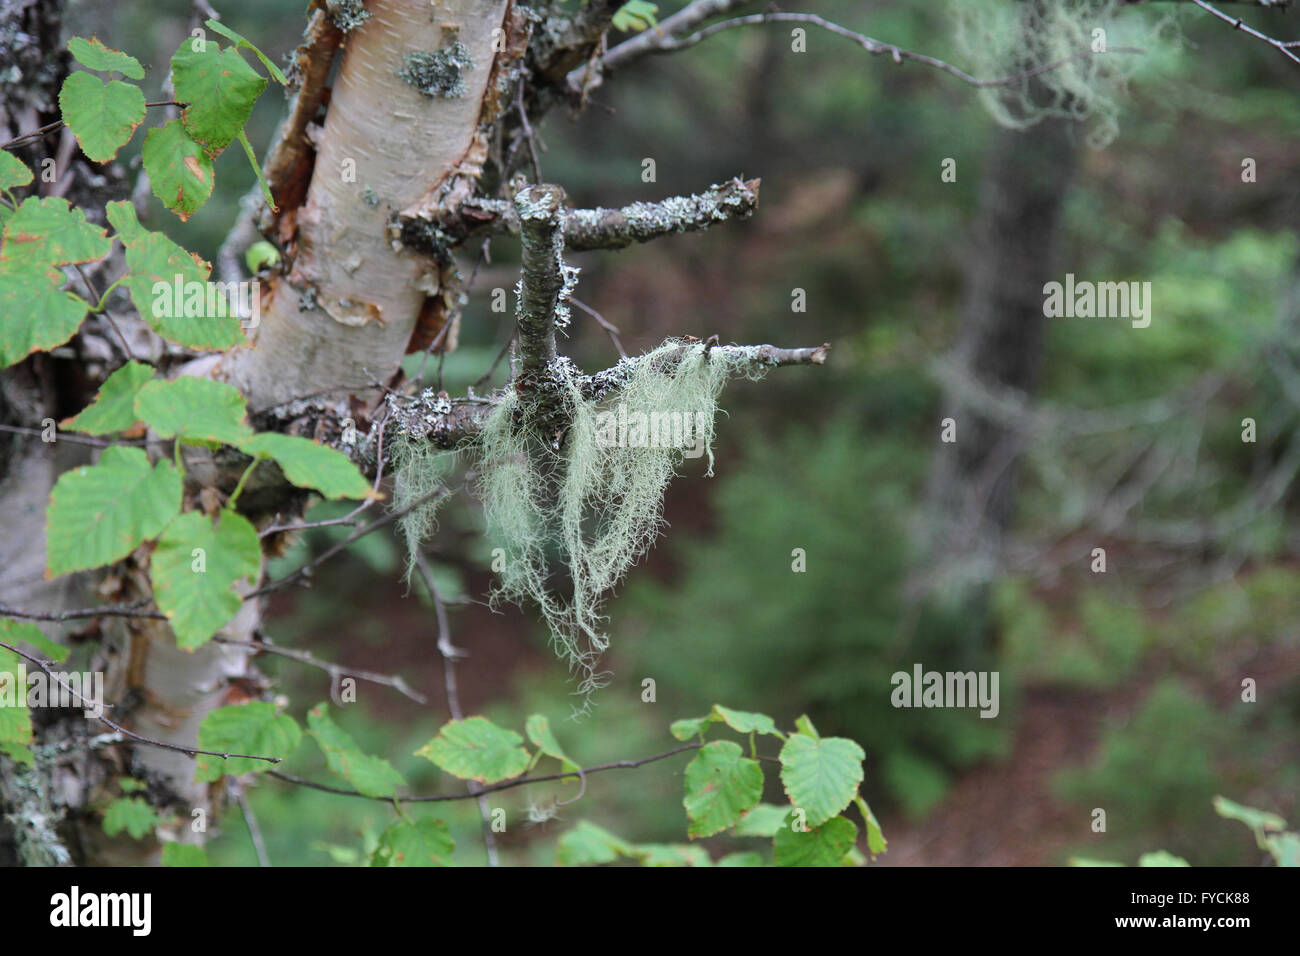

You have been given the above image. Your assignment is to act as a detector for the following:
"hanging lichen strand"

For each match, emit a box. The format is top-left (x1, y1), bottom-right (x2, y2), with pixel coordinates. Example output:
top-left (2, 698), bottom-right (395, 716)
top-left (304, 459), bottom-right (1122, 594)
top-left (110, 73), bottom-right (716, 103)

top-left (950, 0), bottom-right (1167, 148)
top-left (468, 341), bottom-right (768, 700)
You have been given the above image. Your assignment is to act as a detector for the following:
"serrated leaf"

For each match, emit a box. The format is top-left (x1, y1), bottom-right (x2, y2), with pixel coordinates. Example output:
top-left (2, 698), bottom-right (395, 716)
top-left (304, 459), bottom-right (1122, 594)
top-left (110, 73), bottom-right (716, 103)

top-left (712, 705), bottom-right (781, 738)
top-left (62, 361), bottom-right (154, 434)
top-left (730, 802), bottom-right (790, 838)
top-left (171, 38), bottom-right (266, 157)
top-left (59, 72), bottom-right (145, 164)
top-left (778, 732), bottom-right (864, 828)
top-left (1, 196), bottom-right (111, 266)
top-left (68, 36), bottom-right (144, 79)
top-left (204, 19), bottom-right (287, 85)
top-left (525, 713), bottom-right (579, 772)
top-left (716, 851), bottom-right (765, 867)
top-left (102, 797), bottom-right (158, 839)
top-left (0, 618), bottom-right (68, 664)
top-left (239, 433), bottom-right (372, 500)
top-left (0, 151), bottom-right (33, 189)
top-left (683, 740), bottom-right (763, 839)
top-left (371, 817), bottom-right (454, 867)
top-left (555, 820), bottom-right (635, 866)
top-left (416, 716), bottom-right (530, 784)
top-left (0, 264), bottom-right (89, 368)
top-left (46, 446), bottom-right (181, 576)
top-left (161, 842), bottom-right (209, 866)
top-left (635, 844), bottom-right (711, 867)
top-left (0, 633), bottom-right (34, 766)
top-left (134, 376), bottom-right (253, 446)
top-left (105, 201), bottom-right (244, 349)
top-left (772, 814), bottom-right (857, 867)
top-left (194, 701), bottom-right (300, 781)
top-left (152, 511), bottom-right (261, 650)
top-left (670, 715), bottom-right (711, 741)
top-left (307, 703), bottom-right (405, 798)
top-left (142, 120), bottom-right (214, 221)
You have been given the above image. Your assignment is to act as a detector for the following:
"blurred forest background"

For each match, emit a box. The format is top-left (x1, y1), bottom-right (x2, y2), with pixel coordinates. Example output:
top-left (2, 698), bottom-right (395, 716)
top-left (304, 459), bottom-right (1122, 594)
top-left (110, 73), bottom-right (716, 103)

top-left (61, 0), bottom-right (1300, 865)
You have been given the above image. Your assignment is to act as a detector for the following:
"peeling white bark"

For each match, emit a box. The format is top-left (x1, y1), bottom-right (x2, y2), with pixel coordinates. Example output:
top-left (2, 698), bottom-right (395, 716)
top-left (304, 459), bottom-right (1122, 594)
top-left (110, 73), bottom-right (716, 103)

top-left (221, 0), bottom-right (510, 407)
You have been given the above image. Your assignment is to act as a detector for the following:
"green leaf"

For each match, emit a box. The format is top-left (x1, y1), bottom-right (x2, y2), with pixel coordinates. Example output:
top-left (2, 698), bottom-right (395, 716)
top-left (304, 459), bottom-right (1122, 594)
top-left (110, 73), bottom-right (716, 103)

top-left (152, 511), bottom-right (261, 650)
top-left (634, 844), bottom-right (711, 867)
top-left (0, 151), bottom-right (33, 189)
top-left (1213, 795), bottom-right (1287, 834)
top-left (67, 36), bottom-right (145, 79)
top-left (204, 19), bottom-right (287, 85)
top-left (371, 817), bottom-right (455, 867)
top-left (730, 802), bottom-right (790, 838)
top-left (62, 361), bottom-right (154, 434)
top-left (105, 201), bottom-right (244, 349)
top-left (772, 814), bottom-right (857, 867)
top-left (612, 1), bottom-right (658, 33)
top-left (0, 631), bottom-right (35, 766)
top-left (2, 196), bottom-right (111, 266)
top-left (716, 851), bottom-right (765, 867)
top-left (0, 618), bottom-right (68, 664)
top-left (134, 377), bottom-right (253, 446)
top-left (46, 446), bottom-right (181, 576)
top-left (711, 704), bottom-right (781, 738)
top-left (855, 794), bottom-right (887, 855)
top-left (161, 842), bottom-right (209, 866)
top-left (1138, 850), bottom-right (1190, 867)
top-left (307, 703), bottom-right (405, 798)
top-left (0, 265), bottom-right (89, 368)
top-left (59, 72), bottom-right (146, 164)
top-left (669, 715), bottom-right (711, 741)
top-left (525, 713), bottom-right (579, 772)
top-left (793, 714), bottom-right (820, 739)
top-left (142, 119), bottom-right (215, 221)
top-left (118, 776), bottom-right (146, 793)
top-left (778, 732), bottom-right (865, 828)
top-left (682, 740), bottom-right (763, 839)
top-left (1265, 832), bottom-right (1300, 867)
top-left (239, 432), bottom-right (373, 500)
top-left (194, 701), bottom-right (300, 781)
top-left (171, 38), bottom-right (267, 157)
top-left (555, 820), bottom-right (635, 866)
top-left (102, 797), bottom-right (158, 839)
top-left (1069, 857), bottom-right (1125, 867)
top-left (416, 716), bottom-right (531, 784)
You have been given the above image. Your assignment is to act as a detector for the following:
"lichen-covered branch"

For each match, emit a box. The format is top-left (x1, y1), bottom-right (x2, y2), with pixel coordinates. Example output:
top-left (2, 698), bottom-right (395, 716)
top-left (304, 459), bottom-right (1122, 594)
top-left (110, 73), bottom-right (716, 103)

top-left (452, 178), bottom-right (760, 251)
top-left (514, 184), bottom-right (566, 378)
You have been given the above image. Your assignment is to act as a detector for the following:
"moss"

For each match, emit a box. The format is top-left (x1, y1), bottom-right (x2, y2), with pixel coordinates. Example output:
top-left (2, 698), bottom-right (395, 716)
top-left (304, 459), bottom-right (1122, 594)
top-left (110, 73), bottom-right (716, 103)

top-left (398, 43), bottom-right (475, 99)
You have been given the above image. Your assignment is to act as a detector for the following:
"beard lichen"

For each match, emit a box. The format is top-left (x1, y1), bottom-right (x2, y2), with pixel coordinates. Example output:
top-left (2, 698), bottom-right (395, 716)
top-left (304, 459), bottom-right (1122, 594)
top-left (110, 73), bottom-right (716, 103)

top-left (391, 340), bottom-right (770, 703)
top-left (950, 0), bottom-right (1172, 148)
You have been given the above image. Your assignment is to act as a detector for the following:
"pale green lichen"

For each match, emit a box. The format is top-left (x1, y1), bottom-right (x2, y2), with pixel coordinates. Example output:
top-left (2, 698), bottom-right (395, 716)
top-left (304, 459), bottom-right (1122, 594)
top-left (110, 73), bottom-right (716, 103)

top-left (389, 340), bottom-right (770, 701)
top-left (398, 43), bottom-right (475, 99)
top-left (474, 340), bottom-right (769, 700)
top-left (950, 0), bottom-right (1173, 148)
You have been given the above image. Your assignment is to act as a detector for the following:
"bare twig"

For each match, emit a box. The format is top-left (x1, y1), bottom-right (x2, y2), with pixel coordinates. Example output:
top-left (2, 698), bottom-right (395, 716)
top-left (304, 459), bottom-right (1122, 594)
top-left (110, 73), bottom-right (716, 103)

top-left (214, 633), bottom-right (427, 705)
top-left (0, 640), bottom-right (281, 764)
top-left (266, 743), bottom-right (701, 803)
